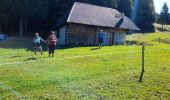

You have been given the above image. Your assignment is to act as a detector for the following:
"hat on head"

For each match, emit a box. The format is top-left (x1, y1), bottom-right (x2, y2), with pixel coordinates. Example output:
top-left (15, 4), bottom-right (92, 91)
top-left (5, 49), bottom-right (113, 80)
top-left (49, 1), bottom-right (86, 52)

top-left (35, 33), bottom-right (39, 35)
top-left (51, 31), bottom-right (55, 34)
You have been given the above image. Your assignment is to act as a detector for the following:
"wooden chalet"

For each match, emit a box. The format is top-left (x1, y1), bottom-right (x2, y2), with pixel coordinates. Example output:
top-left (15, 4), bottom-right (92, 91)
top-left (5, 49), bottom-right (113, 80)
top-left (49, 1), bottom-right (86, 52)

top-left (53, 2), bottom-right (140, 45)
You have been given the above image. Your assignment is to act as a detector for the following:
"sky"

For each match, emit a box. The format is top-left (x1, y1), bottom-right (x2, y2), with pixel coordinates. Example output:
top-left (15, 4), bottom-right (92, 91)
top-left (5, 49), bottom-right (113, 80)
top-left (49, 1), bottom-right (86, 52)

top-left (154, 0), bottom-right (170, 13)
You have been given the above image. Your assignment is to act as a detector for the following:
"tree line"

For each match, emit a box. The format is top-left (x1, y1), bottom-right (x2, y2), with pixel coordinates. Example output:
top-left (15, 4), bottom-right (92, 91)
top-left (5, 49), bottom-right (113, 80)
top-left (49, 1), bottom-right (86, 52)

top-left (156, 2), bottom-right (170, 29)
top-left (0, 0), bottom-right (156, 36)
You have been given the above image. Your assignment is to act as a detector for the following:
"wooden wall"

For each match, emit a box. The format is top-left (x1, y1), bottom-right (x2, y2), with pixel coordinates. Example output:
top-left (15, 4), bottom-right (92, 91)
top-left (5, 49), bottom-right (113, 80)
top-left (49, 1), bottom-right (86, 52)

top-left (66, 24), bottom-right (97, 45)
top-left (59, 23), bottom-right (126, 45)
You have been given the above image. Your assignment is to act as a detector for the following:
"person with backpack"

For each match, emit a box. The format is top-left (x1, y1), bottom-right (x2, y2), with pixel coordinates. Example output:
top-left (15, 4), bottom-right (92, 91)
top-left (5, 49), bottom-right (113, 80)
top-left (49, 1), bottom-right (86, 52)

top-left (33, 33), bottom-right (45, 55)
top-left (97, 30), bottom-right (105, 48)
top-left (47, 31), bottom-right (57, 57)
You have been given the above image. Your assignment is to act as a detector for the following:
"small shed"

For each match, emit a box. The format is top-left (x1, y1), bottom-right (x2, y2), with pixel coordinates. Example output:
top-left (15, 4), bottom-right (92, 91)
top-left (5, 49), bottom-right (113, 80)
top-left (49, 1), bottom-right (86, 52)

top-left (53, 2), bottom-right (140, 45)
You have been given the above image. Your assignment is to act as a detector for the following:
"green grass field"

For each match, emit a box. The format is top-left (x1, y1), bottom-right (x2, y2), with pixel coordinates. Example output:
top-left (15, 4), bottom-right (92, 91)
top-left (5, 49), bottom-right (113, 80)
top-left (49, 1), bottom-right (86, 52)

top-left (0, 33), bottom-right (170, 100)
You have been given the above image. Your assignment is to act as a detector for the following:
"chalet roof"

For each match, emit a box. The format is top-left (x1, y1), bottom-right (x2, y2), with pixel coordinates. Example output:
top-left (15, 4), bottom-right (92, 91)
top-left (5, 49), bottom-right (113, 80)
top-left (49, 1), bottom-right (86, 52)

top-left (54, 2), bottom-right (140, 31)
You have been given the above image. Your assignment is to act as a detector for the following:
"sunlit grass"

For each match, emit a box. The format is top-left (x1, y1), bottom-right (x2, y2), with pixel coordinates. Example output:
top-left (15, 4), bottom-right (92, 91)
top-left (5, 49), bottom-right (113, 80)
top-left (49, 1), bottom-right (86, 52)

top-left (0, 33), bottom-right (170, 99)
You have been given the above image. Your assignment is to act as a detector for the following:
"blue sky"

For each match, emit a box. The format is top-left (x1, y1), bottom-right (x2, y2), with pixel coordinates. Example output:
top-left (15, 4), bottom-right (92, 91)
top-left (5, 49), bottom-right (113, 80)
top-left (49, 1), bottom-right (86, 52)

top-left (154, 0), bottom-right (170, 13)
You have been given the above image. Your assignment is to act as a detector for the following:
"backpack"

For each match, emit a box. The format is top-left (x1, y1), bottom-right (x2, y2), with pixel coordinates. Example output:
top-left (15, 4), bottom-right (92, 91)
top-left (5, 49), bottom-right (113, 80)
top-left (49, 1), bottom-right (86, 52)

top-left (34, 36), bottom-right (41, 44)
top-left (48, 35), bottom-right (57, 45)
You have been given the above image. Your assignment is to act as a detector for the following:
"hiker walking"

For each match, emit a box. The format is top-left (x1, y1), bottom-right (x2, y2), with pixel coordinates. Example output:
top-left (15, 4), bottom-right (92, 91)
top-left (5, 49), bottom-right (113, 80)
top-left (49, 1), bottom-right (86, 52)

top-left (33, 33), bottom-right (45, 55)
top-left (98, 30), bottom-right (105, 48)
top-left (47, 31), bottom-right (57, 57)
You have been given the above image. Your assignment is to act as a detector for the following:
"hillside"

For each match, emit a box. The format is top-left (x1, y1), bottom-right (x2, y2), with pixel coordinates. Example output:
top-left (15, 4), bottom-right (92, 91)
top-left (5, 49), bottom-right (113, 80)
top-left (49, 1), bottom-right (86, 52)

top-left (154, 23), bottom-right (170, 32)
top-left (0, 33), bottom-right (170, 99)
top-left (127, 32), bottom-right (170, 45)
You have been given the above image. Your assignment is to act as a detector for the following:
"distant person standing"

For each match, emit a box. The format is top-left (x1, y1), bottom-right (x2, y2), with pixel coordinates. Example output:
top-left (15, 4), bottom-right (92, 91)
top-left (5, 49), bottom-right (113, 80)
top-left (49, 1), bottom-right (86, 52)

top-left (33, 33), bottom-right (45, 55)
top-left (48, 31), bottom-right (57, 57)
top-left (98, 30), bottom-right (105, 48)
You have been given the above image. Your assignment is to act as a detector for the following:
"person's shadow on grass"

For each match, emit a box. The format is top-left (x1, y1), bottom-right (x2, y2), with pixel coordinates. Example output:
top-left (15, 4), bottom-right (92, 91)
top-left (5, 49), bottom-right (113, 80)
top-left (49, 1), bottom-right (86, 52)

top-left (23, 57), bottom-right (37, 62)
top-left (90, 48), bottom-right (100, 50)
top-left (11, 56), bottom-right (22, 58)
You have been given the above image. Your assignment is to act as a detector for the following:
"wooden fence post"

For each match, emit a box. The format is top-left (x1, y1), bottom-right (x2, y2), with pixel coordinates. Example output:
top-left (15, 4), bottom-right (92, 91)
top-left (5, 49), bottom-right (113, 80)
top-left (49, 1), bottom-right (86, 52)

top-left (139, 43), bottom-right (145, 82)
top-left (159, 37), bottom-right (161, 43)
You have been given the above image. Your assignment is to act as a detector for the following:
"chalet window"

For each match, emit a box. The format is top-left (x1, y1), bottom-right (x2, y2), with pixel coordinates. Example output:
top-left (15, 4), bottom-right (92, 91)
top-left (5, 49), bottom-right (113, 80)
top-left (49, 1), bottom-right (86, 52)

top-left (115, 14), bottom-right (121, 18)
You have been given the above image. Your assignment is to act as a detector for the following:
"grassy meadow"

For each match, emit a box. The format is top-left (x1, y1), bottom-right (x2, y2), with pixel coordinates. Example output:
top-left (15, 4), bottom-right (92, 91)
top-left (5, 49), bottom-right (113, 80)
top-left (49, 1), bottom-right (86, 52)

top-left (0, 33), bottom-right (170, 100)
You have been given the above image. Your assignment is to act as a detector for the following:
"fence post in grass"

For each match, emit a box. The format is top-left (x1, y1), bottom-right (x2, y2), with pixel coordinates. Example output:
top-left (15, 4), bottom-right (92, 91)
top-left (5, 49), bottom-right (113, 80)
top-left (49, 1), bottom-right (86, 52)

top-left (139, 43), bottom-right (145, 82)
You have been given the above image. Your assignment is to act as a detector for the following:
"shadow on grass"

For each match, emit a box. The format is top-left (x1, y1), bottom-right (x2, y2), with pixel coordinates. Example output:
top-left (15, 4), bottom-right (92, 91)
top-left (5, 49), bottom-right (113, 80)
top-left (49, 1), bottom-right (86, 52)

top-left (56, 45), bottom-right (98, 50)
top-left (56, 45), bottom-right (83, 50)
top-left (23, 57), bottom-right (37, 62)
top-left (90, 48), bottom-right (100, 50)
top-left (0, 36), bottom-right (101, 51)
top-left (0, 36), bottom-right (49, 51)
top-left (126, 40), bottom-right (138, 45)
top-left (11, 56), bottom-right (22, 58)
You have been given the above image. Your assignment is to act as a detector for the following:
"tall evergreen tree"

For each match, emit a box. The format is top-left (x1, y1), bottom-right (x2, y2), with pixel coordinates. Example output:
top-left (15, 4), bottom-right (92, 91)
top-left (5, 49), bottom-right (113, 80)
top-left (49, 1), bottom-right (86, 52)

top-left (0, 0), bottom-right (7, 32)
top-left (88, 0), bottom-right (119, 8)
top-left (0, 0), bottom-right (157, 35)
top-left (159, 2), bottom-right (169, 28)
top-left (135, 0), bottom-right (155, 32)
top-left (0, 0), bottom-right (49, 36)
top-left (48, 0), bottom-right (119, 29)
top-left (116, 0), bottom-right (133, 18)
top-left (169, 14), bottom-right (170, 24)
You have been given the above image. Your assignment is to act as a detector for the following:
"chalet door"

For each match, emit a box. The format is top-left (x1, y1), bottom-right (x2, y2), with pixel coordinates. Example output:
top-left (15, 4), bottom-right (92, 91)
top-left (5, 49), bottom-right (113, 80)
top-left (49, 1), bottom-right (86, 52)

top-left (58, 26), bottom-right (66, 45)
top-left (103, 33), bottom-right (112, 45)
top-left (112, 32), bottom-right (115, 45)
